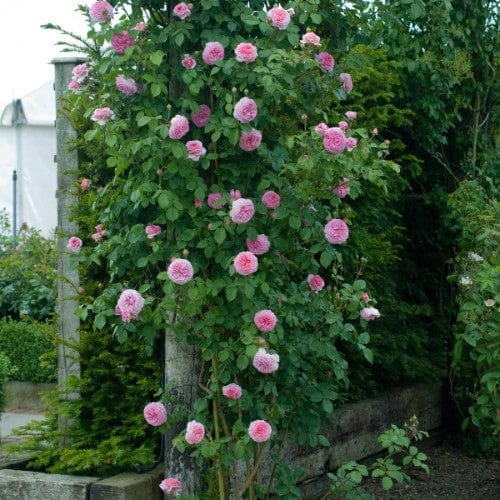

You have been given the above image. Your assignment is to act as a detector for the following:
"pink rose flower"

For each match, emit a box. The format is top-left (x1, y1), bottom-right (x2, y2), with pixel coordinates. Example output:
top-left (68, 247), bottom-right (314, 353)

top-left (338, 120), bottom-right (349, 131)
top-left (230, 198), bottom-right (255, 224)
top-left (316, 52), bottom-right (335, 72)
top-left (116, 289), bottom-right (145, 322)
top-left (230, 189), bottom-right (241, 202)
top-left (191, 104), bottom-right (211, 127)
top-left (234, 42), bottom-right (258, 63)
top-left (266, 6), bottom-right (291, 30)
top-left (233, 97), bottom-right (258, 123)
top-left (315, 122), bottom-right (328, 135)
top-left (169, 115), bottom-right (190, 140)
top-left (324, 218), bottom-right (349, 244)
top-left (91, 107), bottom-right (115, 125)
top-left (68, 80), bottom-right (80, 92)
top-left (145, 225), bottom-right (161, 239)
top-left (307, 274), bottom-right (325, 292)
top-left (185, 420), bottom-right (205, 445)
top-left (111, 31), bottom-right (135, 54)
top-left (300, 31), bottom-right (321, 46)
top-left (81, 178), bottom-right (91, 191)
top-left (66, 236), bottom-right (82, 253)
top-left (72, 63), bottom-right (89, 83)
top-left (323, 127), bottom-right (347, 154)
top-left (248, 419), bottom-right (272, 442)
top-left (143, 402), bottom-right (167, 426)
top-left (159, 478), bottom-right (182, 496)
top-left (91, 232), bottom-right (103, 241)
top-left (360, 307), bottom-right (381, 321)
top-left (186, 140), bottom-right (206, 161)
top-left (361, 292), bottom-right (370, 302)
top-left (202, 41), bottom-right (225, 65)
top-left (89, 0), bottom-right (113, 23)
top-left (207, 192), bottom-right (224, 209)
top-left (246, 234), bottom-right (270, 255)
top-left (134, 21), bottom-right (147, 31)
top-left (253, 348), bottom-right (279, 374)
top-left (173, 2), bottom-right (192, 20)
top-left (233, 251), bottom-right (258, 275)
top-left (239, 128), bottom-right (262, 151)
top-left (339, 72), bottom-right (353, 93)
top-left (346, 137), bottom-right (358, 151)
top-left (261, 190), bottom-right (281, 209)
top-left (167, 258), bottom-right (194, 285)
top-left (345, 111), bottom-right (357, 120)
top-left (333, 178), bottom-right (350, 199)
top-left (254, 309), bottom-right (277, 332)
top-left (222, 383), bottom-right (242, 400)
top-left (115, 76), bottom-right (138, 96)
top-left (181, 54), bottom-right (196, 69)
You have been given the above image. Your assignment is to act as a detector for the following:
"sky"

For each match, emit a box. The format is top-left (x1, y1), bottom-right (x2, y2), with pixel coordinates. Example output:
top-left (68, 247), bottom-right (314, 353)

top-left (0, 0), bottom-right (90, 111)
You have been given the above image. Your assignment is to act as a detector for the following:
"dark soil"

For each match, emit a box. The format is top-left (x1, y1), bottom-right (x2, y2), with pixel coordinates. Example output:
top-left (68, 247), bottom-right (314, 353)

top-left (362, 440), bottom-right (500, 499)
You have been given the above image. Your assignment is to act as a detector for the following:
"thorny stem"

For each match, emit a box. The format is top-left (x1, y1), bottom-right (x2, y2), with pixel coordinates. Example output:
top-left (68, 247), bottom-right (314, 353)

top-left (212, 357), bottom-right (226, 500)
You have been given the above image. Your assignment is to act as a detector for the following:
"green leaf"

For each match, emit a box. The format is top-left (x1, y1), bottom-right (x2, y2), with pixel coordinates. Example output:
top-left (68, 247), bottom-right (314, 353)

top-left (382, 476), bottom-right (393, 490)
top-left (237, 354), bottom-right (249, 370)
top-left (150, 51), bottom-right (164, 66)
top-left (214, 228), bottom-right (226, 244)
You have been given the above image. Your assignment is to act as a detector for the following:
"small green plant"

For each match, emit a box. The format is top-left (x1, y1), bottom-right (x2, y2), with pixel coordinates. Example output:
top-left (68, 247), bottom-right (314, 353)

top-left (0, 351), bottom-right (12, 415)
top-left (324, 416), bottom-right (429, 499)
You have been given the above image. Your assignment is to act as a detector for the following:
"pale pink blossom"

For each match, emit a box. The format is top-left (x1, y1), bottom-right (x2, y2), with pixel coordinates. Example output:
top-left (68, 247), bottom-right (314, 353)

top-left (239, 128), bottom-right (262, 151)
top-left (233, 251), bottom-right (258, 275)
top-left (202, 41), bottom-right (225, 65)
top-left (315, 123), bottom-right (328, 135)
top-left (371, 128), bottom-right (379, 135)
top-left (191, 104), bottom-right (211, 127)
top-left (261, 190), bottom-right (281, 209)
top-left (266, 6), bottom-right (291, 30)
top-left (159, 478), bottom-right (182, 496)
top-left (346, 137), bottom-right (358, 151)
top-left (169, 115), bottom-right (190, 140)
top-left (116, 289), bottom-right (145, 322)
top-left (67, 236), bottom-right (82, 253)
top-left (233, 97), bottom-right (258, 123)
top-left (253, 348), bottom-right (279, 374)
top-left (230, 198), bottom-right (255, 224)
top-left (181, 54), bottom-right (196, 69)
top-left (91, 232), bottom-right (103, 241)
top-left (323, 127), bottom-right (347, 154)
top-left (111, 31), bottom-right (135, 54)
top-left (91, 107), bottom-right (115, 125)
top-left (248, 419), bottom-right (272, 442)
top-left (361, 292), bottom-right (370, 302)
top-left (194, 199), bottom-right (203, 207)
top-left (345, 111), bottom-right (357, 120)
top-left (333, 178), bottom-right (350, 199)
top-left (254, 309), bottom-right (277, 332)
top-left (316, 52), bottom-right (335, 72)
top-left (360, 307), bottom-right (381, 321)
top-left (143, 402), bottom-right (167, 426)
top-left (338, 120), bottom-right (349, 131)
top-left (81, 179), bottom-right (91, 191)
top-left (207, 192), bottom-right (225, 209)
top-left (186, 140), bottom-right (206, 161)
top-left (324, 218), bottom-right (349, 244)
top-left (145, 225), bottom-right (161, 239)
top-left (222, 383), bottom-right (242, 400)
top-left (246, 234), bottom-right (270, 255)
top-left (173, 2), bottom-right (192, 20)
top-left (185, 420), bottom-right (205, 444)
top-left (234, 42), bottom-right (258, 63)
top-left (307, 274), bottom-right (325, 292)
top-left (68, 80), bottom-right (80, 92)
top-left (115, 76), bottom-right (138, 96)
top-left (89, 0), bottom-right (113, 23)
top-left (167, 258), bottom-right (194, 285)
top-left (339, 73), bottom-right (353, 93)
top-left (72, 63), bottom-right (89, 83)
top-left (135, 21), bottom-right (147, 31)
top-left (300, 31), bottom-right (321, 46)
top-left (230, 189), bottom-right (241, 201)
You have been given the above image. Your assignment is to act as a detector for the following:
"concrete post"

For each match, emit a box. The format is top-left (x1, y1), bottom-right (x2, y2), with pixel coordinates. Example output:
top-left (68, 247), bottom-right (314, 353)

top-left (53, 57), bottom-right (86, 439)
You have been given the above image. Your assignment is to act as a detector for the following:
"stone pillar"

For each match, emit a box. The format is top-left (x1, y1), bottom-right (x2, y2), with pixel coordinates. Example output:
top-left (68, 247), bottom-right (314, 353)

top-left (52, 57), bottom-right (86, 438)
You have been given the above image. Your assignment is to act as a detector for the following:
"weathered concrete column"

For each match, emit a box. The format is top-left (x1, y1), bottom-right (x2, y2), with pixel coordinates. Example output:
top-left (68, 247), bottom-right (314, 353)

top-left (53, 57), bottom-right (86, 438)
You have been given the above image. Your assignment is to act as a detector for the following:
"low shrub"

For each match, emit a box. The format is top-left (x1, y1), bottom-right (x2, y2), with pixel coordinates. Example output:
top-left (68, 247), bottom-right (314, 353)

top-left (0, 319), bottom-right (56, 383)
top-left (0, 351), bottom-right (11, 414)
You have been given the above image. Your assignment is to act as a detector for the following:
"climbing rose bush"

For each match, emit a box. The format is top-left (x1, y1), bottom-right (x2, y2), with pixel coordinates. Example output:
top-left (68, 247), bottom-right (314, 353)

top-left (65, 0), bottom-right (397, 496)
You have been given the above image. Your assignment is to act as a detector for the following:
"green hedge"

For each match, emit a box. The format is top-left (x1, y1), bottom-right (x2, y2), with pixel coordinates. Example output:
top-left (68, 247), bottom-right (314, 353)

top-left (0, 351), bottom-right (11, 413)
top-left (0, 319), bottom-right (56, 383)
